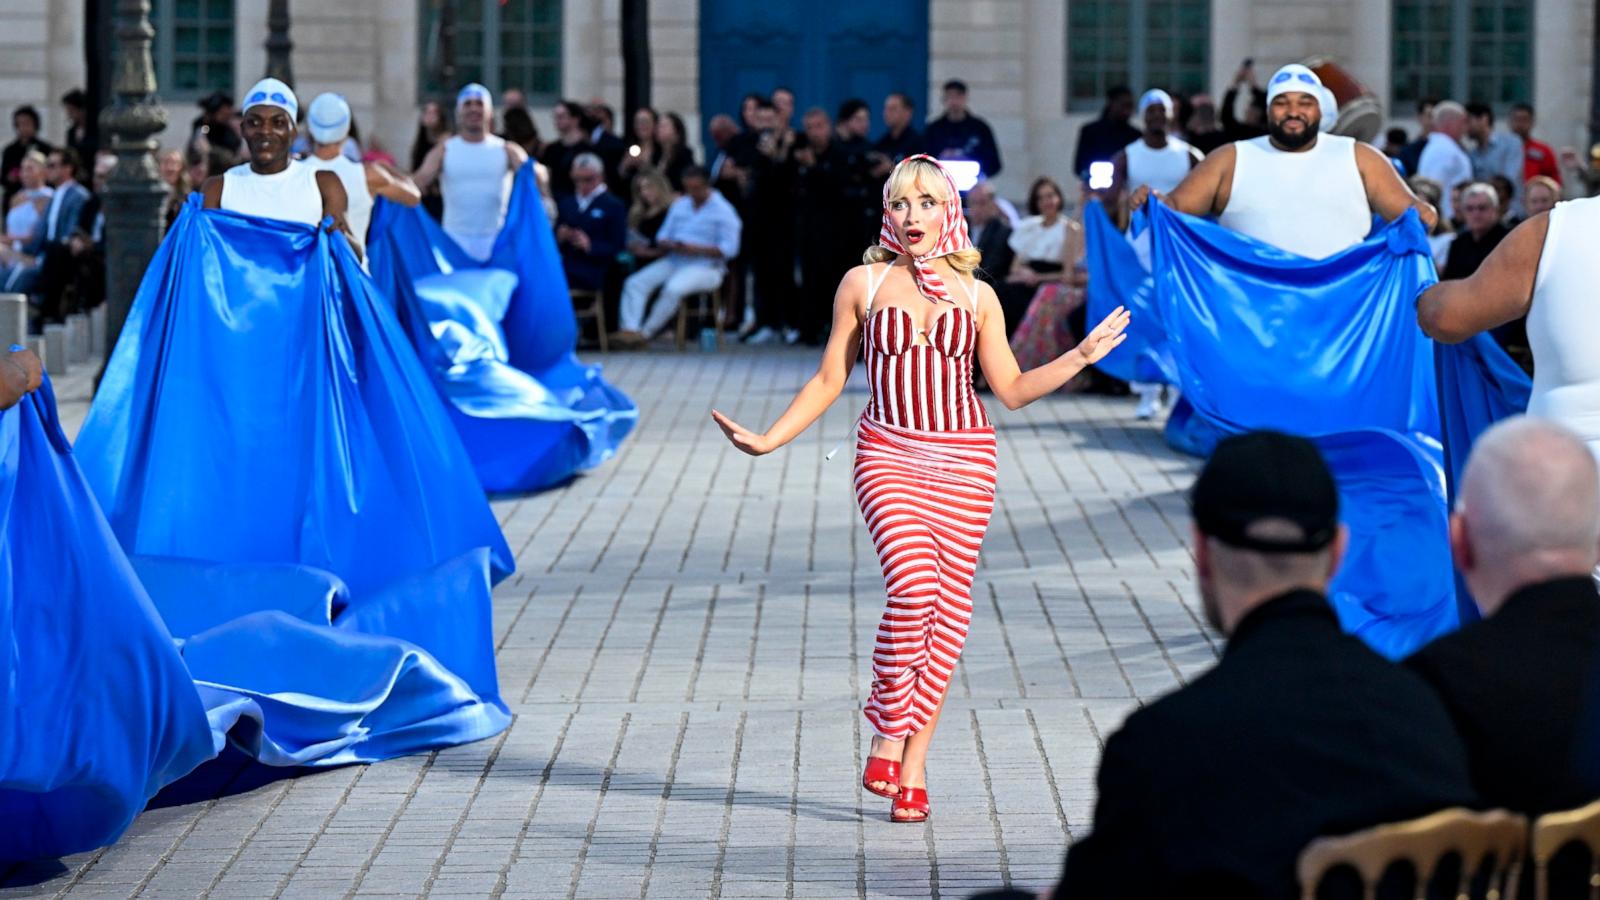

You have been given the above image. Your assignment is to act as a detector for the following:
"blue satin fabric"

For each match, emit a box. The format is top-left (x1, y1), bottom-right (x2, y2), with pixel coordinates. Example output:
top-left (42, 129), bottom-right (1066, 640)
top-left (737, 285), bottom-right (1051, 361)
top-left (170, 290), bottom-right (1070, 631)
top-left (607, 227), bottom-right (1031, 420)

top-left (1434, 334), bottom-right (1533, 623)
top-left (1136, 203), bottom-right (1458, 657)
top-left (25, 196), bottom-right (517, 857)
top-left (1, 377), bottom-right (214, 861)
top-left (367, 162), bottom-right (637, 493)
top-left (76, 196), bottom-right (512, 589)
top-left (1082, 200), bottom-right (1174, 385)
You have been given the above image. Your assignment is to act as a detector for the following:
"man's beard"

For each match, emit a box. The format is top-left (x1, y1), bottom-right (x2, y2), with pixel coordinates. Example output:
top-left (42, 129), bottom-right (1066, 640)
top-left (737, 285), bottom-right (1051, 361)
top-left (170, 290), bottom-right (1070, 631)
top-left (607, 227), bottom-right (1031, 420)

top-left (1268, 115), bottom-right (1319, 150)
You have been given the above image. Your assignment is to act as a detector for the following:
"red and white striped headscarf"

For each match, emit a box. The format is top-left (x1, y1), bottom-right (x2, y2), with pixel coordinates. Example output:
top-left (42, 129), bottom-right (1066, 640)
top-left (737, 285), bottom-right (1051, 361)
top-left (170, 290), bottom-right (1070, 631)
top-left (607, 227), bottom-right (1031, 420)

top-left (876, 154), bottom-right (973, 305)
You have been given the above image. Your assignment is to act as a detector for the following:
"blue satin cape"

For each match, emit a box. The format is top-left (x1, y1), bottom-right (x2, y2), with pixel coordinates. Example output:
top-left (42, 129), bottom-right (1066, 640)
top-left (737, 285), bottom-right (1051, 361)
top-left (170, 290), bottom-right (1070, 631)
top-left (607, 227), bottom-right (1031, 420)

top-left (367, 162), bottom-right (637, 493)
top-left (1137, 203), bottom-right (1458, 658)
top-left (1, 376), bottom-right (213, 861)
top-left (28, 198), bottom-right (517, 859)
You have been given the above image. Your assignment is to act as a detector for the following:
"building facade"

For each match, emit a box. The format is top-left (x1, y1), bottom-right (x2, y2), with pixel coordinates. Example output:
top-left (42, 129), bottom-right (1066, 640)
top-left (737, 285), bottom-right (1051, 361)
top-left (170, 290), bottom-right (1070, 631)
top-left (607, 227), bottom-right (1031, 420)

top-left (7, 0), bottom-right (1591, 201)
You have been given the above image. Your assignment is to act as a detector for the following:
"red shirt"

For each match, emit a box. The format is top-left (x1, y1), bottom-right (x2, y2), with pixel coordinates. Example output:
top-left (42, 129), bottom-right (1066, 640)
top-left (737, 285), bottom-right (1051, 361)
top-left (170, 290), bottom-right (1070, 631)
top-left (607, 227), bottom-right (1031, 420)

top-left (1524, 137), bottom-right (1562, 185)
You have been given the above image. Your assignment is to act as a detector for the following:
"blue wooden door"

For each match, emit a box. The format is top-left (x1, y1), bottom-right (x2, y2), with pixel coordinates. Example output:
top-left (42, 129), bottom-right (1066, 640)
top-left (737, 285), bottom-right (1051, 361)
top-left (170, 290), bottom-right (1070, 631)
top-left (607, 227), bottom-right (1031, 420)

top-left (699, 0), bottom-right (928, 140)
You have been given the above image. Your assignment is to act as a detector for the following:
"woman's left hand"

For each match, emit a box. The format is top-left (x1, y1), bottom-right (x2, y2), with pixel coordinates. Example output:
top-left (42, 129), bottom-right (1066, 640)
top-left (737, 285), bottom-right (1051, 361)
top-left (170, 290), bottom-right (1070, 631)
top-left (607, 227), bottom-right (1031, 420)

top-left (712, 409), bottom-right (774, 456)
top-left (1074, 306), bottom-right (1131, 365)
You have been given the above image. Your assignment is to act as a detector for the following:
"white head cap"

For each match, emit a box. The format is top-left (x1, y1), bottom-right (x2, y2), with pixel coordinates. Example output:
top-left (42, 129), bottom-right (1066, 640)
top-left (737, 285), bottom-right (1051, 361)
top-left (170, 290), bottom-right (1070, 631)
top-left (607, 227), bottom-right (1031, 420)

top-left (1138, 89), bottom-right (1174, 118)
top-left (456, 83), bottom-right (492, 110)
top-left (306, 93), bottom-right (351, 145)
top-left (242, 77), bottom-right (298, 120)
top-left (1265, 64), bottom-right (1324, 105)
top-left (1318, 85), bottom-right (1339, 125)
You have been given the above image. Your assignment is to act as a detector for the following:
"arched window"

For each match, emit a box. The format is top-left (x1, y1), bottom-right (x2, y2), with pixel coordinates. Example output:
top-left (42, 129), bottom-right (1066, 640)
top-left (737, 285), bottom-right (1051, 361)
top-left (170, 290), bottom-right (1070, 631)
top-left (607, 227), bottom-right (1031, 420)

top-left (1068, 0), bottom-right (1210, 111)
top-left (419, 0), bottom-right (562, 102)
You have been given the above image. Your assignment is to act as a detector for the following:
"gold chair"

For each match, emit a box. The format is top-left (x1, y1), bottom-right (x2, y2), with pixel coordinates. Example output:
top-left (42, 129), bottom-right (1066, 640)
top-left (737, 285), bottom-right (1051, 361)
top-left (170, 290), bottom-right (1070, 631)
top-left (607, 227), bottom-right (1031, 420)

top-left (1297, 807), bottom-right (1528, 900)
top-left (570, 288), bottom-right (607, 353)
top-left (1531, 798), bottom-right (1600, 900)
top-left (675, 278), bottom-right (728, 351)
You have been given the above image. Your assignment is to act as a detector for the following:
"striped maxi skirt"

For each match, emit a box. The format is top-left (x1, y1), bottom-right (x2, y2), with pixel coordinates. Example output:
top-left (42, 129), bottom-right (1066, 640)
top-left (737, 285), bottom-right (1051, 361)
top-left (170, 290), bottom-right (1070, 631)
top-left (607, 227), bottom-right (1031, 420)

top-left (853, 415), bottom-right (998, 740)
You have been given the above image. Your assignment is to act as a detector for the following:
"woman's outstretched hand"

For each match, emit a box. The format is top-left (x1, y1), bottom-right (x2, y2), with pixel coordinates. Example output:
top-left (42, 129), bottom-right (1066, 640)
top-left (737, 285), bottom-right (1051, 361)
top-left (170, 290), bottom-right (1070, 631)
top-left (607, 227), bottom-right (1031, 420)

top-left (711, 409), bottom-right (775, 456)
top-left (1074, 306), bottom-right (1131, 365)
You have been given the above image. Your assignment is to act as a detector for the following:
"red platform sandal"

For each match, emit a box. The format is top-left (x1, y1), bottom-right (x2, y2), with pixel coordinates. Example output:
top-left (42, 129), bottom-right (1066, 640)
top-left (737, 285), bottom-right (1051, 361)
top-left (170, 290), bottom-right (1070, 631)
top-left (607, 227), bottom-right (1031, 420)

top-left (891, 786), bottom-right (930, 823)
top-left (861, 756), bottom-right (901, 799)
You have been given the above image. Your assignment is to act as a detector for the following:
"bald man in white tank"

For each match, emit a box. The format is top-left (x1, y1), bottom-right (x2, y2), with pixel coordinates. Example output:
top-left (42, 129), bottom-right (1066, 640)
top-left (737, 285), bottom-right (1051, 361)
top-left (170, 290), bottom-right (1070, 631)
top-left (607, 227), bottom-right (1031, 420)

top-left (1131, 65), bottom-right (1437, 259)
top-left (413, 83), bottom-right (529, 261)
top-left (201, 78), bottom-right (349, 234)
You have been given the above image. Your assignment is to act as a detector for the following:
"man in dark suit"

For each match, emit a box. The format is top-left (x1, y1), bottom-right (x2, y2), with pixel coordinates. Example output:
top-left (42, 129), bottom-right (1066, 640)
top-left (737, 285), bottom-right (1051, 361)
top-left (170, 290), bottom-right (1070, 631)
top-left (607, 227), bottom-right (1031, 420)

top-left (1405, 417), bottom-right (1600, 817)
top-left (585, 100), bottom-right (629, 198)
top-left (965, 182), bottom-right (1013, 288)
top-left (555, 153), bottom-right (626, 294)
top-left (1049, 432), bottom-right (1479, 900)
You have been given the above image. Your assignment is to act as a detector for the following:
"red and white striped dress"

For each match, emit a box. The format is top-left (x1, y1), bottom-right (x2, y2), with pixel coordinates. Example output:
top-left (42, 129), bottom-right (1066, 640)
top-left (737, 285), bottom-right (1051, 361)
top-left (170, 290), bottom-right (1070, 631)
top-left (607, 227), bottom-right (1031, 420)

top-left (855, 263), bottom-right (999, 740)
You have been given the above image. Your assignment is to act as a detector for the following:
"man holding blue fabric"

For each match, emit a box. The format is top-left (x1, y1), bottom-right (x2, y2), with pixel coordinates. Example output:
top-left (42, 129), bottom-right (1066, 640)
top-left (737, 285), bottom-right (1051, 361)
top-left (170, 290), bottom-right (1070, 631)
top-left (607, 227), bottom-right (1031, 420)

top-left (1131, 64), bottom-right (1435, 259)
top-left (200, 78), bottom-right (350, 238)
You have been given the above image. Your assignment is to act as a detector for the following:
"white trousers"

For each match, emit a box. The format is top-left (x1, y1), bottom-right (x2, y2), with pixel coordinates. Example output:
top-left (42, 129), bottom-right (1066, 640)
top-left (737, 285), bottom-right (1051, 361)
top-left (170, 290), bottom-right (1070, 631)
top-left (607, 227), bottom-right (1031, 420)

top-left (619, 258), bottom-right (724, 337)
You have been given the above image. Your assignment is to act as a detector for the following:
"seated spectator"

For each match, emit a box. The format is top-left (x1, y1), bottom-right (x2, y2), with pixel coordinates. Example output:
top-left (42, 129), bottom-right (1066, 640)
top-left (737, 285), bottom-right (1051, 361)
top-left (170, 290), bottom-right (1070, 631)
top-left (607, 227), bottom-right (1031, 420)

top-left (1407, 175), bottom-right (1455, 265)
top-left (1442, 182), bottom-right (1521, 362)
top-left (965, 181), bottom-right (1013, 288)
top-left (5, 150), bottom-right (50, 245)
top-left (1010, 189), bottom-right (1087, 385)
top-left (626, 167), bottom-right (676, 265)
top-left (555, 153), bottom-right (626, 293)
top-left (157, 147), bottom-right (189, 233)
top-left (611, 166), bottom-right (740, 347)
top-left (1000, 177), bottom-right (1069, 336)
top-left (1488, 173), bottom-right (1517, 224)
top-left (1525, 174), bottom-right (1561, 219)
top-left (1405, 418), bottom-right (1600, 815)
top-left (3, 147), bottom-right (90, 321)
top-left (653, 112), bottom-right (695, 191)
top-left (1048, 431), bottom-right (1478, 899)
top-left (2, 105), bottom-right (51, 209)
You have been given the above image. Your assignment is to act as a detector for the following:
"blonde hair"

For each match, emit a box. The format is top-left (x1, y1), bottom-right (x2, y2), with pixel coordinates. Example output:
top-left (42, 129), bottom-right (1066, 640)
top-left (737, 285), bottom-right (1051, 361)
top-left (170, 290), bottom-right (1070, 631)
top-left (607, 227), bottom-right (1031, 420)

top-left (628, 167), bottom-right (674, 231)
top-left (863, 157), bottom-right (981, 274)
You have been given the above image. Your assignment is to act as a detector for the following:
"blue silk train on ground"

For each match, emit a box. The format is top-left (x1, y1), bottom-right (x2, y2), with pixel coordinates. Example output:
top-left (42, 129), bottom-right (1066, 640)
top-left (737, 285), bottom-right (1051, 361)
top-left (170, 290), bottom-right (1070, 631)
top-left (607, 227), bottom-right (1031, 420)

top-left (1088, 201), bottom-right (1461, 658)
top-left (5, 199), bottom-right (517, 860)
top-left (367, 162), bottom-right (636, 493)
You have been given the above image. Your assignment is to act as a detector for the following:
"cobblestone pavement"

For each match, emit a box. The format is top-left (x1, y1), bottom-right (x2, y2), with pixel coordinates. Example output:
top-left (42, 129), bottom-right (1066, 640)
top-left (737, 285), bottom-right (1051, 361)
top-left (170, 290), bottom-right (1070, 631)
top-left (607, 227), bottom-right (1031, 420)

top-left (7, 348), bottom-right (1211, 899)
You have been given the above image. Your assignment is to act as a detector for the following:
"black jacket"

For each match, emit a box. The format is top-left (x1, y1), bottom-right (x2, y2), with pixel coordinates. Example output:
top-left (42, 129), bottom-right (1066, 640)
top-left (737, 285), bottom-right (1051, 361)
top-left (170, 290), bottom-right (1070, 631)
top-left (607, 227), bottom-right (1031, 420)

top-left (970, 218), bottom-right (1014, 288)
top-left (1072, 116), bottom-right (1141, 178)
top-left (1056, 591), bottom-right (1479, 900)
top-left (1406, 576), bottom-right (1600, 816)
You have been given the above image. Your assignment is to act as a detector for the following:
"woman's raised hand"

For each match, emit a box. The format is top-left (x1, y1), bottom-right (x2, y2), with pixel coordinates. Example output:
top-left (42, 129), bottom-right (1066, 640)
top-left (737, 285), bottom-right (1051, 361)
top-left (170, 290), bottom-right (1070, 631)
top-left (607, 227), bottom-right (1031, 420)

top-left (1074, 306), bottom-right (1131, 365)
top-left (711, 409), bottom-right (775, 456)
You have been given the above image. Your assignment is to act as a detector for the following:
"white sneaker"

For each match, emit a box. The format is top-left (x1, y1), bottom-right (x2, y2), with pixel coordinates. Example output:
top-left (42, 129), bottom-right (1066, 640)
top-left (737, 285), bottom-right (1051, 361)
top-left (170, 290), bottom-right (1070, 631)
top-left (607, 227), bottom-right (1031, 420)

top-left (782, 327), bottom-right (802, 345)
top-left (1133, 383), bottom-right (1163, 420)
top-left (744, 326), bottom-right (777, 345)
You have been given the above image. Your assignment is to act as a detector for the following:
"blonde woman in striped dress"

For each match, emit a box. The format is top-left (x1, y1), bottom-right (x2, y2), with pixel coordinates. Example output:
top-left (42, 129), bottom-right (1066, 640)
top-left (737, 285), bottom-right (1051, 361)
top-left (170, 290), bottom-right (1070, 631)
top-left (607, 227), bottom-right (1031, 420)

top-left (712, 156), bottom-right (1129, 822)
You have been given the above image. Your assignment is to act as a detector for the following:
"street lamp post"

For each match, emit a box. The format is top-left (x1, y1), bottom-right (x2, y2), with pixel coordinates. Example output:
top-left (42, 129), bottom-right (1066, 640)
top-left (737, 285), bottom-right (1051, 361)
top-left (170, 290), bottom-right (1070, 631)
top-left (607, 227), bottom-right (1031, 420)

top-left (99, 0), bottom-right (168, 362)
top-left (266, 0), bottom-right (294, 85)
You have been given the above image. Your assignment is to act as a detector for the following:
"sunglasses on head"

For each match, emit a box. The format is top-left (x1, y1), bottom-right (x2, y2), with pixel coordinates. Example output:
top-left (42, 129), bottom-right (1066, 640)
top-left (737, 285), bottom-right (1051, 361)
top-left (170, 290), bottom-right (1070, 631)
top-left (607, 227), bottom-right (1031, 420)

top-left (1272, 71), bottom-right (1318, 86)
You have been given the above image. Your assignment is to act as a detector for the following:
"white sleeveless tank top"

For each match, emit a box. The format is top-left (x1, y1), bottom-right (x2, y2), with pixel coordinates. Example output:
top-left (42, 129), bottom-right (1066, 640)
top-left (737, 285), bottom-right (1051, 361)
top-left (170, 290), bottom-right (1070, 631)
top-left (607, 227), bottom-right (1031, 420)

top-left (440, 134), bottom-right (511, 261)
top-left (219, 159), bottom-right (324, 227)
top-left (1124, 136), bottom-right (1193, 197)
top-left (1527, 198), bottom-right (1600, 452)
top-left (302, 152), bottom-right (373, 244)
top-left (1219, 133), bottom-right (1370, 260)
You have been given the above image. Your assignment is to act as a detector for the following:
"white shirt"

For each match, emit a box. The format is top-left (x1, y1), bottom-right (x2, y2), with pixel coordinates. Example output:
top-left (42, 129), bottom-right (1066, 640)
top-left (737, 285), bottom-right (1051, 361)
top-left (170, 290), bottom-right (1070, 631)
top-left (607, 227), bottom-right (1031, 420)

top-left (1007, 215), bottom-right (1067, 263)
top-left (302, 152), bottom-right (373, 245)
top-left (657, 192), bottom-right (742, 270)
top-left (1124, 136), bottom-right (1195, 197)
top-left (1417, 132), bottom-right (1473, 220)
top-left (1218, 133), bottom-right (1371, 259)
top-left (219, 161), bottom-right (324, 227)
top-left (576, 182), bottom-right (607, 214)
top-left (1527, 197), bottom-right (1600, 452)
top-left (440, 134), bottom-right (512, 261)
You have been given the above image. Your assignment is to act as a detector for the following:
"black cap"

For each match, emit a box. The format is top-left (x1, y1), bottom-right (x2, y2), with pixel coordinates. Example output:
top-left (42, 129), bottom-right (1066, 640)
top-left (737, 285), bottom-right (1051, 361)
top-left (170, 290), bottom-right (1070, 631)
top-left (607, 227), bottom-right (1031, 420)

top-left (1190, 431), bottom-right (1339, 554)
